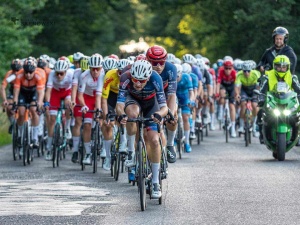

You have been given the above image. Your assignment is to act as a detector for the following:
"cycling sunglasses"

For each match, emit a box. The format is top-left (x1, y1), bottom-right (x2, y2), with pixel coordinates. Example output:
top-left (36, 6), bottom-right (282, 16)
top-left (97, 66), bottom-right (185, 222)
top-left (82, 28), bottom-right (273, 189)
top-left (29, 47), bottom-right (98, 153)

top-left (132, 77), bottom-right (148, 84)
top-left (243, 70), bottom-right (250, 73)
top-left (224, 67), bottom-right (233, 70)
top-left (150, 60), bottom-right (166, 67)
top-left (56, 72), bottom-right (65, 77)
top-left (24, 70), bottom-right (35, 74)
top-left (91, 67), bottom-right (101, 71)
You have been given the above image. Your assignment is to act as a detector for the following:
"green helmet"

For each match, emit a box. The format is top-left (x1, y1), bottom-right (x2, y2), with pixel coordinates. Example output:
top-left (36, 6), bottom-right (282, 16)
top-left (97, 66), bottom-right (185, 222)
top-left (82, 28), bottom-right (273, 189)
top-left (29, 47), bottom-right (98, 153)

top-left (80, 56), bottom-right (89, 71)
top-left (67, 55), bottom-right (74, 64)
top-left (273, 55), bottom-right (290, 78)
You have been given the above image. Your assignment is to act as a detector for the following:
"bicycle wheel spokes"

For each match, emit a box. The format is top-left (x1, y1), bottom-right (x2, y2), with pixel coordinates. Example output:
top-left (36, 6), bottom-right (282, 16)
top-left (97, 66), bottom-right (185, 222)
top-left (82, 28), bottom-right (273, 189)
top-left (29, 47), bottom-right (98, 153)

top-left (138, 141), bottom-right (146, 211)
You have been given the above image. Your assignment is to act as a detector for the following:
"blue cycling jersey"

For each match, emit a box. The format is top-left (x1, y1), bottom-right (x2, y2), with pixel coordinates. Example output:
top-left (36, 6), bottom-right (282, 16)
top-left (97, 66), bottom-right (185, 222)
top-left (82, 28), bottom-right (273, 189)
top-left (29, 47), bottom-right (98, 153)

top-left (117, 70), bottom-right (167, 108)
top-left (192, 65), bottom-right (202, 81)
top-left (176, 73), bottom-right (193, 106)
top-left (159, 61), bottom-right (177, 96)
top-left (190, 73), bottom-right (199, 90)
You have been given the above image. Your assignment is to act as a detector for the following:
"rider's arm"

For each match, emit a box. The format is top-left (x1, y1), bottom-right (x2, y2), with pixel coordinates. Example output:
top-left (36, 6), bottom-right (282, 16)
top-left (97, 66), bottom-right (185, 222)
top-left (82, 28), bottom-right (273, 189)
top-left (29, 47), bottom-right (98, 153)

top-left (167, 94), bottom-right (176, 116)
top-left (44, 87), bottom-right (52, 103)
top-left (291, 74), bottom-right (300, 95)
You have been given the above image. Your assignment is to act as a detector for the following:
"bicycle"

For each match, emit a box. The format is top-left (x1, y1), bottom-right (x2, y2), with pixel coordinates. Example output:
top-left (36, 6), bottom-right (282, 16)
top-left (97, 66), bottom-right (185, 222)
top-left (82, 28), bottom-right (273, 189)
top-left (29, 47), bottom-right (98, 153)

top-left (221, 95), bottom-right (230, 143)
top-left (244, 98), bottom-right (253, 147)
top-left (49, 99), bottom-right (69, 168)
top-left (176, 107), bottom-right (185, 159)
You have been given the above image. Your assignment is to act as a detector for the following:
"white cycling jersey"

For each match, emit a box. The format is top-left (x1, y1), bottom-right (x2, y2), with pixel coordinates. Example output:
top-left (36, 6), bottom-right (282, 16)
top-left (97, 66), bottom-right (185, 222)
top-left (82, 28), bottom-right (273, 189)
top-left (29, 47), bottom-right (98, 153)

top-left (72, 68), bottom-right (82, 86)
top-left (78, 68), bottom-right (105, 96)
top-left (47, 69), bottom-right (73, 91)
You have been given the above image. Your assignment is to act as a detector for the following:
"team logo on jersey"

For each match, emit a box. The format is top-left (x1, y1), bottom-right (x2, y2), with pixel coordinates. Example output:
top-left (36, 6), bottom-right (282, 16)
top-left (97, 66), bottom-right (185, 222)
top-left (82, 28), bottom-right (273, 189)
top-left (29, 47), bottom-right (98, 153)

top-left (122, 79), bottom-right (130, 89)
top-left (153, 80), bottom-right (160, 90)
top-left (103, 77), bottom-right (113, 90)
top-left (168, 70), bottom-right (174, 79)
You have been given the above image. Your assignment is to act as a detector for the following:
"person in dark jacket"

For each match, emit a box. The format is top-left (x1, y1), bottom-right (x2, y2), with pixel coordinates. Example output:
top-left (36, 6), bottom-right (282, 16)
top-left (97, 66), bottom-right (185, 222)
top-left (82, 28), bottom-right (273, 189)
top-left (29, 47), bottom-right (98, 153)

top-left (257, 27), bottom-right (297, 74)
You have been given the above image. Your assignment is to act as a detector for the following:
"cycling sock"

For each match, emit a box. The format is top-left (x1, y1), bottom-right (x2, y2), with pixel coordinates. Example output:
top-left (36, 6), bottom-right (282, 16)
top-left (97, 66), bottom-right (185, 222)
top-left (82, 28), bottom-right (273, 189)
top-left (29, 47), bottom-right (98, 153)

top-left (231, 121), bottom-right (236, 128)
top-left (151, 163), bottom-right (160, 184)
top-left (18, 124), bottom-right (23, 137)
top-left (190, 120), bottom-right (195, 133)
top-left (252, 116), bottom-right (257, 126)
top-left (32, 126), bottom-right (39, 141)
top-left (166, 129), bottom-right (176, 146)
top-left (120, 127), bottom-right (127, 143)
top-left (72, 136), bottom-right (80, 152)
top-left (184, 130), bottom-right (190, 144)
top-left (47, 137), bottom-right (53, 150)
top-left (84, 142), bottom-right (91, 154)
top-left (66, 119), bottom-right (71, 130)
top-left (239, 118), bottom-right (245, 127)
top-left (104, 140), bottom-right (112, 158)
top-left (210, 113), bottom-right (215, 125)
top-left (127, 134), bottom-right (135, 152)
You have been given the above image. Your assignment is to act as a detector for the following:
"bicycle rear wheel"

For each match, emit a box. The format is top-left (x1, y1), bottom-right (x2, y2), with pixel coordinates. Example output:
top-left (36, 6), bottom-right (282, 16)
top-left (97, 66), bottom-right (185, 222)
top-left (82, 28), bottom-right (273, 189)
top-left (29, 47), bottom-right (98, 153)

top-left (93, 125), bottom-right (99, 173)
top-left (53, 123), bottom-right (60, 168)
top-left (22, 122), bottom-right (29, 166)
top-left (138, 141), bottom-right (146, 211)
top-left (12, 121), bottom-right (18, 161)
top-left (114, 131), bottom-right (121, 181)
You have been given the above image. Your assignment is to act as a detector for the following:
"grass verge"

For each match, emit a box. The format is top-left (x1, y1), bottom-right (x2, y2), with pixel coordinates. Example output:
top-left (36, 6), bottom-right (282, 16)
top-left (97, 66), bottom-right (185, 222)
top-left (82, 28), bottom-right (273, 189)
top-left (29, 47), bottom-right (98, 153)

top-left (0, 113), bottom-right (12, 146)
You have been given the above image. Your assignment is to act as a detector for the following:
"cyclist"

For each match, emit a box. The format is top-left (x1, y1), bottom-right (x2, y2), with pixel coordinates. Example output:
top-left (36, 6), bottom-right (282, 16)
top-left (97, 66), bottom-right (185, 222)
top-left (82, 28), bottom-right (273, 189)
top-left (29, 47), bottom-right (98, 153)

top-left (177, 63), bottom-right (195, 152)
top-left (70, 56), bottom-right (91, 163)
top-left (13, 58), bottom-right (45, 150)
top-left (101, 59), bottom-right (130, 171)
top-left (73, 52), bottom-right (84, 69)
top-left (116, 60), bottom-right (168, 199)
top-left (146, 45), bottom-right (177, 163)
top-left (257, 55), bottom-right (300, 143)
top-left (216, 58), bottom-right (237, 137)
top-left (76, 54), bottom-right (104, 165)
top-left (102, 57), bottom-right (118, 73)
top-left (257, 27), bottom-right (297, 74)
top-left (1, 59), bottom-right (23, 133)
top-left (44, 60), bottom-right (73, 160)
top-left (235, 60), bottom-right (260, 137)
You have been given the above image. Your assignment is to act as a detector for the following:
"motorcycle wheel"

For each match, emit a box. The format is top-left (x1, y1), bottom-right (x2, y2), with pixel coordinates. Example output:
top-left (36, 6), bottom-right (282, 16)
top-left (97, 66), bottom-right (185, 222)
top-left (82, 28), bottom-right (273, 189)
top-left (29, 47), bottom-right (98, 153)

top-left (277, 133), bottom-right (286, 161)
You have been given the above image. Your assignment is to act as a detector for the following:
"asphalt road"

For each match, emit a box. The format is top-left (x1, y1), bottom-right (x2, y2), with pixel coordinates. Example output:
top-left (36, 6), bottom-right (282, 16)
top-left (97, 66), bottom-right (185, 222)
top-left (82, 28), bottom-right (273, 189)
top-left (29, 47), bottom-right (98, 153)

top-left (0, 128), bottom-right (300, 225)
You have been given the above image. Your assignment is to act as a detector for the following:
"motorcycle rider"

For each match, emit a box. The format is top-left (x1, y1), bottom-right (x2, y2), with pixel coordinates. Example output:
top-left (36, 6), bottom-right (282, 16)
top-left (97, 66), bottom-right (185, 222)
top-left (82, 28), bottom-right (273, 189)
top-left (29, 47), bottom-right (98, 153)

top-left (257, 55), bottom-right (300, 143)
top-left (257, 27), bottom-right (297, 74)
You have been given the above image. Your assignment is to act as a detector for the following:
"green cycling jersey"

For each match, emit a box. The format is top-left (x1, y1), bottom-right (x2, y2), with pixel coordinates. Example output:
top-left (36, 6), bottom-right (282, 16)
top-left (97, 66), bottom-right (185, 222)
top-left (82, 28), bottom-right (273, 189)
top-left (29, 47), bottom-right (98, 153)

top-left (235, 70), bottom-right (261, 87)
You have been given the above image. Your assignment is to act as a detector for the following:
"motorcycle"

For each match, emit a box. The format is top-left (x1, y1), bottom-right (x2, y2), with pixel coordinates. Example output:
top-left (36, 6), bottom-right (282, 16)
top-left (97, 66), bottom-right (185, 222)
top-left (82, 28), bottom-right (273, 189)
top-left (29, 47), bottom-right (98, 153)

top-left (255, 82), bottom-right (300, 161)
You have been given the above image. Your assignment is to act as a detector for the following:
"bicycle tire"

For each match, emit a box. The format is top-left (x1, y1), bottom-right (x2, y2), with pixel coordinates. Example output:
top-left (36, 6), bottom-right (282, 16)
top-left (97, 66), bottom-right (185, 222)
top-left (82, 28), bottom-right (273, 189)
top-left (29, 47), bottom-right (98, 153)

top-left (93, 125), bottom-right (99, 173)
top-left (53, 123), bottom-right (60, 168)
top-left (12, 121), bottom-right (18, 161)
top-left (138, 140), bottom-right (146, 211)
top-left (114, 130), bottom-right (121, 181)
top-left (22, 122), bottom-right (29, 166)
top-left (196, 122), bottom-right (200, 145)
top-left (177, 120), bottom-right (183, 159)
top-left (225, 109), bottom-right (229, 143)
top-left (159, 168), bottom-right (162, 205)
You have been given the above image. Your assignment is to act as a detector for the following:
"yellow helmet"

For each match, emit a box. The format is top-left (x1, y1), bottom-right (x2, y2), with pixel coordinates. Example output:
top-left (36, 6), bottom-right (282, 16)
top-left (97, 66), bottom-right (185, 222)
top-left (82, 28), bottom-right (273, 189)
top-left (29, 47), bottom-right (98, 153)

top-left (273, 55), bottom-right (290, 78)
top-left (80, 56), bottom-right (89, 71)
top-left (67, 55), bottom-right (74, 64)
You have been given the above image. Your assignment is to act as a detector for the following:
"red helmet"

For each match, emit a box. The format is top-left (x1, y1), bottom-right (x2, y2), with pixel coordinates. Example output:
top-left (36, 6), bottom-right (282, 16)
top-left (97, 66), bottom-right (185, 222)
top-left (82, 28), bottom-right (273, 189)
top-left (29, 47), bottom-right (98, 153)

top-left (223, 59), bottom-right (233, 67)
top-left (146, 45), bottom-right (167, 61)
top-left (109, 54), bottom-right (119, 60)
top-left (135, 54), bottom-right (147, 61)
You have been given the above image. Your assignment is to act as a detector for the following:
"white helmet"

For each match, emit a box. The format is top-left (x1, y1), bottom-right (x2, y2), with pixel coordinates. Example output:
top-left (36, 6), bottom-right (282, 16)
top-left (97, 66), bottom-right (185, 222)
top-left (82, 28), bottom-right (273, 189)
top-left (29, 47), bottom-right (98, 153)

top-left (182, 54), bottom-right (196, 64)
top-left (174, 58), bottom-right (182, 64)
top-left (117, 59), bottom-right (131, 70)
top-left (39, 54), bottom-right (50, 62)
top-left (49, 57), bottom-right (56, 69)
top-left (174, 64), bottom-right (183, 75)
top-left (54, 60), bottom-right (69, 72)
top-left (242, 60), bottom-right (253, 71)
top-left (196, 58), bottom-right (204, 70)
top-left (182, 63), bottom-right (192, 74)
top-left (73, 52), bottom-right (84, 61)
top-left (88, 54), bottom-right (103, 68)
top-left (167, 53), bottom-right (176, 64)
top-left (130, 60), bottom-right (152, 80)
top-left (202, 57), bottom-right (210, 65)
top-left (127, 56), bottom-right (136, 62)
top-left (248, 60), bottom-right (257, 69)
top-left (223, 55), bottom-right (233, 62)
top-left (102, 58), bottom-right (118, 71)
top-left (234, 59), bottom-right (244, 71)
top-left (194, 54), bottom-right (202, 59)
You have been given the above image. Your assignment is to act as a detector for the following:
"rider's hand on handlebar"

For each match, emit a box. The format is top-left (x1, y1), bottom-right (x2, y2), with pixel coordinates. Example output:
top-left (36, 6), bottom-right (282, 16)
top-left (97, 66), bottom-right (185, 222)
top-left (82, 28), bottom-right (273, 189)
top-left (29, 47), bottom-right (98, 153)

top-left (117, 114), bottom-right (127, 125)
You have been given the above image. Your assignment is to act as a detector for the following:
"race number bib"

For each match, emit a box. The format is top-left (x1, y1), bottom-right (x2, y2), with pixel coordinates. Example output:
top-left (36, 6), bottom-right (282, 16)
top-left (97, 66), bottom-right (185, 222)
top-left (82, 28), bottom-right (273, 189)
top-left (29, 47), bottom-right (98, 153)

top-left (277, 82), bottom-right (288, 93)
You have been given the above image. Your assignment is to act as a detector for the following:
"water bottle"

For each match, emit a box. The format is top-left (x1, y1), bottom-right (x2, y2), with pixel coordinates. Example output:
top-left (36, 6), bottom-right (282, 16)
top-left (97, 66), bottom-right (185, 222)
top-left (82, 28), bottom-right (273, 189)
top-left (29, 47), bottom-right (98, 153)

top-left (128, 167), bottom-right (135, 181)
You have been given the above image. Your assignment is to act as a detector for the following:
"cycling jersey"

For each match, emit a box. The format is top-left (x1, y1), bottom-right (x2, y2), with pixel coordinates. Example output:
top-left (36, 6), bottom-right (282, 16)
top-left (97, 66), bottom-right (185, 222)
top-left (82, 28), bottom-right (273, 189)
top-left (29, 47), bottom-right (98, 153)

top-left (47, 70), bottom-right (73, 91)
top-left (235, 70), bottom-right (260, 90)
top-left (202, 69), bottom-right (213, 85)
top-left (14, 70), bottom-right (45, 91)
top-left (217, 67), bottom-right (236, 86)
top-left (177, 73), bottom-right (193, 107)
top-left (102, 69), bottom-right (120, 99)
top-left (78, 69), bottom-right (104, 96)
top-left (72, 68), bottom-right (82, 86)
top-left (158, 61), bottom-right (177, 96)
top-left (190, 73), bottom-right (199, 91)
top-left (191, 65), bottom-right (202, 81)
top-left (117, 70), bottom-right (167, 108)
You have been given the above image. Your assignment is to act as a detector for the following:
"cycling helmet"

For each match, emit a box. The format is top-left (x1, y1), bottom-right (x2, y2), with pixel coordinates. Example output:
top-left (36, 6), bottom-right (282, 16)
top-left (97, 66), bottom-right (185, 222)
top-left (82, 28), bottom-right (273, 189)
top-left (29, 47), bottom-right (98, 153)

top-left (130, 60), bottom-right (152, 80)
top-left (272, 27), bottom-right (289, 43)
top-left (49, 57), bottom-right (56, 69)
top-left (54, 59), bottom-right (69, 72)
top-left (196, 58), bottom-right (204, 70)
top-left (117, 59), bottom-right (131, 70)
top-left (273, 55), bottom-right (290, 78)
top-left (80, 56), bottom-right (90, 71)
top-left (194, 54), bottom-right (203, 59)
top-left (202, 57), bottom-right (210, 65)
top-left (223, 58), bottom-right (234, 67)
top-left (233, 59), bottom-right (244, 71)
top-left (88, 54), bottom-right (103, 68)
top-left (212, 63), bottom-right (218, 70)
top-left (174, 63), bottom-right (183, 75)
top-left (67, 55), bottom-right (74, 64)
top-left (182, 54), bottom-right (196, 64)
top-left (58, 56), bottom-right (71, 64)
top-left (182, 63), bottom-right (192, 74)
top-left (102, 58), bottom-right (118, 71)
top-left (109, 54), bottom-right (119, 60)
top-left (223, 55), bottom-right (233, 62)
top-left (37, 58), bottom-right (48, 68)
top-left (167, 53), bottom-right (176, 64)
top-left (39, 54), bottom-right (50, 62)
top-left (174, 58), bottom-right (182, 64)
top-left (135, 54), bottom-right (147, 61)
top-left (73, 52), bottom-right (84, 62)
top-left (242, 60), bottom-right (252, 71)
top-left (217, 59), bottom-right (223, 67)
top-left (146, 45), bottom-right (167, 61)
top-left (11, 59), bottom-right (22, 71)
top-left (127, 56), bottom-right (136, 62)
top-left (23, 59), bottom-right (36, 72)
top-left (248, 60), bottom-right (257, 70)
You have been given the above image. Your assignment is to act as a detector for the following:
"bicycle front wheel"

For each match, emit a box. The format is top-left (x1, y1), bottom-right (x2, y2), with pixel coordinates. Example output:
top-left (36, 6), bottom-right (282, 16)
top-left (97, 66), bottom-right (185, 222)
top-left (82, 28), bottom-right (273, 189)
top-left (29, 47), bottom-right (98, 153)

top-left (22, 122), bottom-right (29, 166)
top-left (138, 141), bottom-right (146, 211)
top-left (53, 123), bottom-right (61, 168)
top-left (12, 121), bottom-right (18, 161)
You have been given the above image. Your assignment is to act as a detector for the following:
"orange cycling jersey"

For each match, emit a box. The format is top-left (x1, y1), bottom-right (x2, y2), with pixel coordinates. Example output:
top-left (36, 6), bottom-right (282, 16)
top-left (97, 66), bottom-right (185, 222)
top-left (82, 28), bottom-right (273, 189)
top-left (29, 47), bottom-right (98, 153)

top-left (43, 67), bottom-right (52, 81)
top-left (14, 69), bottom-right (45, 91)
top-left (2, 70), bottom-right (15, 88)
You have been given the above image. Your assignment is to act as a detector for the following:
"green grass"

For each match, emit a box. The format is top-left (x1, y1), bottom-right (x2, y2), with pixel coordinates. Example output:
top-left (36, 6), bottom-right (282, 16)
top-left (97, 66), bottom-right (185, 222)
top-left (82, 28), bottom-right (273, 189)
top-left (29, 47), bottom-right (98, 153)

top-left (0, 113), bottom-right (12, 146)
